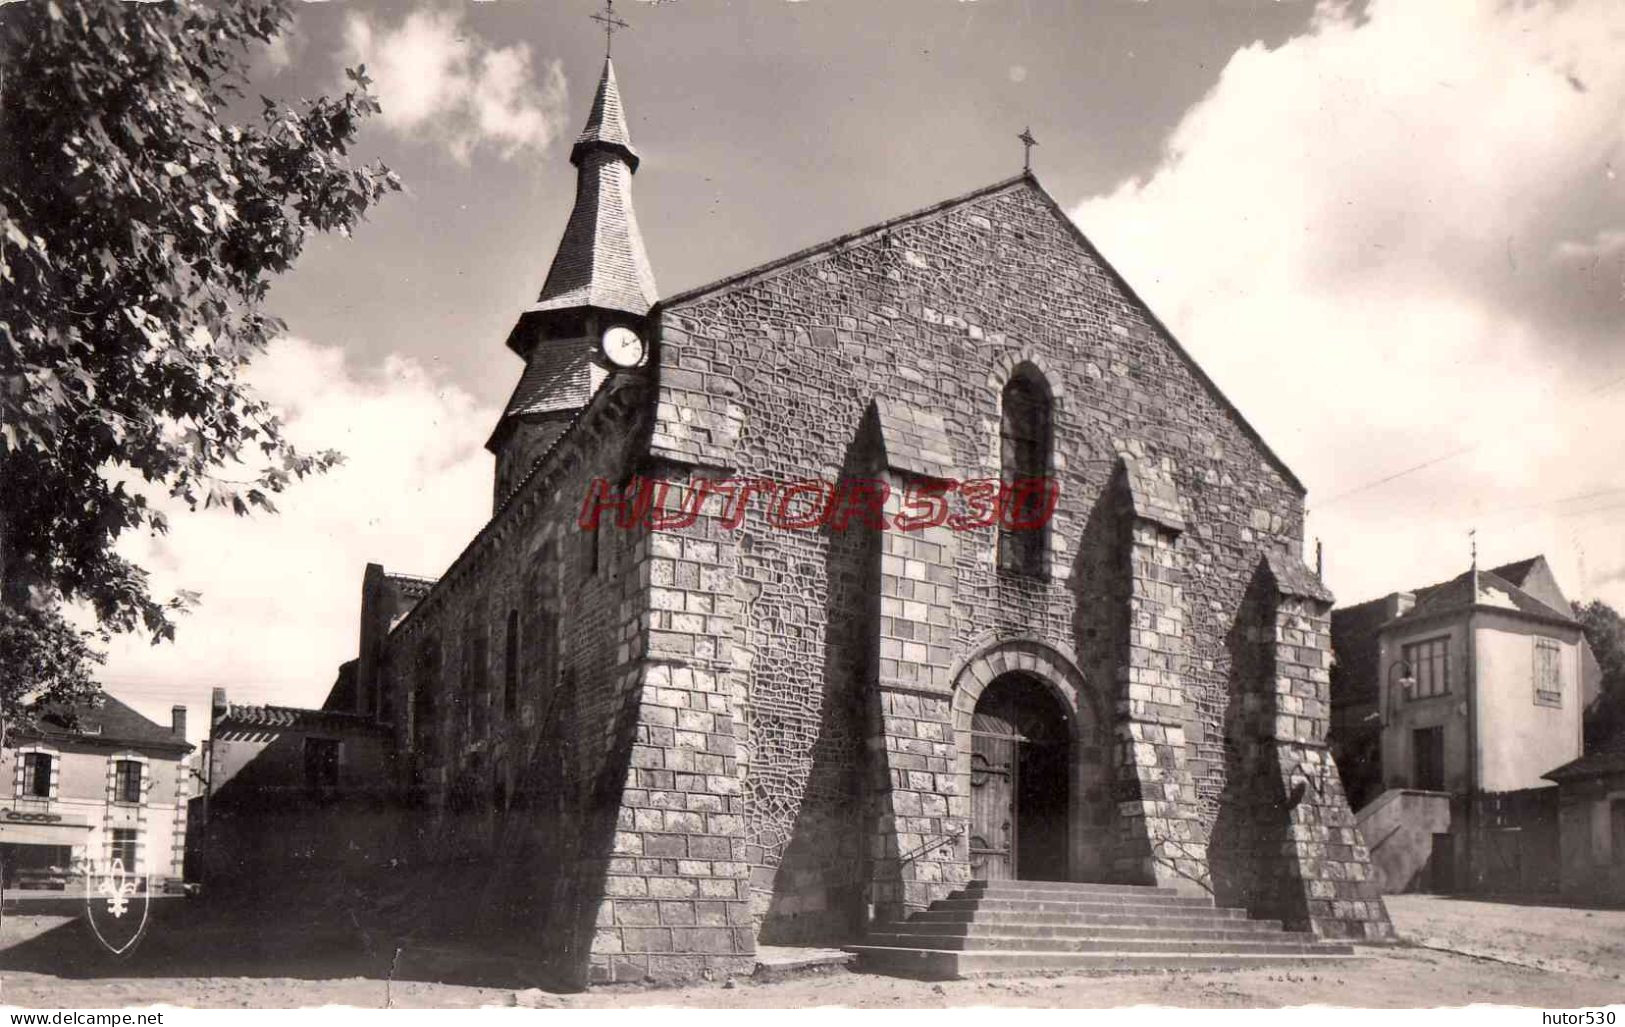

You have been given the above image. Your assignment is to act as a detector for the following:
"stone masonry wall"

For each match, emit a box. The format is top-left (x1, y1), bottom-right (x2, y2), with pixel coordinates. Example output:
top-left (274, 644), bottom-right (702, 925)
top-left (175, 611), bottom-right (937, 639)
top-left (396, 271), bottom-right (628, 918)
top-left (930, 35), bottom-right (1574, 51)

top-left (653, 176), bottom-right (1317, 925)
top-left (374, 380), bottom-right (657, 988)
top-left (589, 470), bottom-right (756, 983)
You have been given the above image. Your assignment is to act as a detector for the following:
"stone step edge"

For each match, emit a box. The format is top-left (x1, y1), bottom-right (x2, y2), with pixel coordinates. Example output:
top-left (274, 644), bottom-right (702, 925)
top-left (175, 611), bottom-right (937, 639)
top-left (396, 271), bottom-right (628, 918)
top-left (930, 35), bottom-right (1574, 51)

top-left (931, 899), bottom-right (1228, 914)
top-left (846, 947), bottom-right (1364, 979)
top-left (848, 945), bottom-right (1361, 959)
top-left (959, 882), bottom-right (1179, 895)
top-left (860, 935), bottom-right (1354, 955)
top-left (873, 923), bottom-right (1309, 940)
top-left (910, 911), bottom-right (1278, 928)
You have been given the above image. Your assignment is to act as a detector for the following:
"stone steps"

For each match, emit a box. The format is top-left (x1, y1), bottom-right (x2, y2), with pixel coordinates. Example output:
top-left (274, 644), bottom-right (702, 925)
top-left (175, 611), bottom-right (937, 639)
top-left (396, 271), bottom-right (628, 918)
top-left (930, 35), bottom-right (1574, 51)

top-left (909, 909), bottom-right (1272, 928)
top-left (954, 881), bottom-right (1180, 898)
top-left (872, 920), bottom-right (1297, 941)
top-left (931, 897), bottom-right (1223, 915)
top-left (846, 947), bottom-right (1359, 979)
top-left (848, 879), bottom-right (1358, 980)
top-left (861, 932), bottom-right (1343, 956)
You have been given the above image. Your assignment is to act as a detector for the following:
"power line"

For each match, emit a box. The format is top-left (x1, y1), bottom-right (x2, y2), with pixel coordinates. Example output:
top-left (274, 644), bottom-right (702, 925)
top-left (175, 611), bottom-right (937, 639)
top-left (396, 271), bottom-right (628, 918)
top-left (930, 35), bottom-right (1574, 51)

top-left (1472, 486), bottom-right (1625, 525)
top-left (1314, 444), bottom-right (1478, 508)
top-left (1312, 369), bottom-right (1625, 511)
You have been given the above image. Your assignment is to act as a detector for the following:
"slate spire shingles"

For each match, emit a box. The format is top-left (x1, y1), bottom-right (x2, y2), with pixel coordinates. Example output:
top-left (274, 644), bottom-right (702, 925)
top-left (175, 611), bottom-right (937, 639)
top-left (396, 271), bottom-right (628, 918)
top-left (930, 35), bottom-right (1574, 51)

top-left (533, 58), bottom-right (658, 318)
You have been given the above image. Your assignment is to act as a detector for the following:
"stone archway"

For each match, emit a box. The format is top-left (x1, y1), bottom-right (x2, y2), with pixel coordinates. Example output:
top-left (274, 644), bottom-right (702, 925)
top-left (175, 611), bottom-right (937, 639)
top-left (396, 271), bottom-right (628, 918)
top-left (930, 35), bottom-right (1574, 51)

top-left (949, 640), bottom-right (1114, 883)
top-left (968, 673), bottom-right (1070, 880)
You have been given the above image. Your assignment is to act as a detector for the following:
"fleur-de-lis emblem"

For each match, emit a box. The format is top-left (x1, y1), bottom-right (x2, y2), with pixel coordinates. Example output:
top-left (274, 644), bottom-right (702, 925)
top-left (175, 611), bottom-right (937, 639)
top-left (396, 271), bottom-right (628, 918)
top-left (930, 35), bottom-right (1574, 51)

top-left (97, 859), bottom-right (136, 919)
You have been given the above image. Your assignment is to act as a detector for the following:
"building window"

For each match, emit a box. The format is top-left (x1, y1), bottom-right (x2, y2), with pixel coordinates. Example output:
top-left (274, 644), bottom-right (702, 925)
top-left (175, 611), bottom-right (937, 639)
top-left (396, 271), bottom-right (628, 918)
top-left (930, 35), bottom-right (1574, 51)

top-left (998, 366), bottom-right (1053, 578)
top-left (1404, 637), bottom-right (1450, 699)
top-left (538, 607), bottom-right (558, 699)
top-left (412, 639), bottom-right (440, 764)
top-left (377, 648), bottom-right (395, 725)
top-left (1534, 637), bottom-right (1563, 707)
top-left (1611, 799), bottom-right (1625, 861)
top-left (114, 760), bottom-right (142, 804)
top-left (304, 738), bottom-right (340, 791)
top-left (1412, 725), bottom-right (1445, 791)
top-left (504, 609), bottom-right (519, 717)
top-left (22, 753), bottom-right (52, 798)
top-left (465, 632), bottom-right (490, 739)
top-left (110, 829), bottom-right (137, 872)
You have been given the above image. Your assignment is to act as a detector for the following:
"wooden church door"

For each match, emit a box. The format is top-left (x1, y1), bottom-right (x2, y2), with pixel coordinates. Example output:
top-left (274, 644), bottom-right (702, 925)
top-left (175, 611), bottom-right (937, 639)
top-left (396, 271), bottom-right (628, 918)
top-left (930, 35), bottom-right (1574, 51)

top-left (969, 721), bottom-right (1017, 879)
top-left (969, 674), bottom-right (1069, 881)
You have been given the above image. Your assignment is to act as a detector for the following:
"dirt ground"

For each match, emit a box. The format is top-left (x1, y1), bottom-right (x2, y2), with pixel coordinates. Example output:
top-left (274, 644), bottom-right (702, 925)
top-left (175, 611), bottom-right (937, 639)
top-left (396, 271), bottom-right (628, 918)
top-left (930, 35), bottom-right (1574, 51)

top-left (1, 895), bottom-right (1621, 1009)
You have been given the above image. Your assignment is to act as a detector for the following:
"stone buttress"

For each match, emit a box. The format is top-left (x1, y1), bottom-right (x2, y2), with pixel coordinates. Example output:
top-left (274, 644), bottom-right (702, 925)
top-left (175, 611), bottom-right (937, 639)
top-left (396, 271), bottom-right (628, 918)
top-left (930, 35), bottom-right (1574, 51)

top-left (1240, 551), bottom-right (1396, 941)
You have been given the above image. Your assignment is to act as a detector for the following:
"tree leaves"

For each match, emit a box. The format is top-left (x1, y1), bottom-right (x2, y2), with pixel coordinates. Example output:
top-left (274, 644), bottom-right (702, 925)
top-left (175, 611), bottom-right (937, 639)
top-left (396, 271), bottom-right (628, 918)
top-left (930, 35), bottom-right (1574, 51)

top-left (1577, 600), bottom-right (1625, 750)
top-left (0, 0), bottom-right (401, 713)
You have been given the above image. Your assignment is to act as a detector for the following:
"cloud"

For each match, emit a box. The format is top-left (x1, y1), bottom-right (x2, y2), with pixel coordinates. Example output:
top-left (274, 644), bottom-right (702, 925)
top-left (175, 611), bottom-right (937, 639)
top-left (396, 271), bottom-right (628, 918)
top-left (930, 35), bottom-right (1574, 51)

top-left (1554, 228), bottom-right (1625, 263)
top-left (342, 7), bottom-right (569, 162)
top-left (1071, 0), bottom-right (1625, 609)
top-left (94, 338), bottom-right (496, 736)
top-left (261, 28), bottom-right (299, 75)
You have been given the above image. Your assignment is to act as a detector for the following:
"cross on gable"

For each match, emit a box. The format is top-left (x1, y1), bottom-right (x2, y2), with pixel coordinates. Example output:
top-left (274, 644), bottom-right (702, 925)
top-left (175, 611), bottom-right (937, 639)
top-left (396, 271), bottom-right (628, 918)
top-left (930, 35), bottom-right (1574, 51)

top-left (1018, 127), bottom-right (1038, 171)
top-left (590, 0), bottom-right (631, 57)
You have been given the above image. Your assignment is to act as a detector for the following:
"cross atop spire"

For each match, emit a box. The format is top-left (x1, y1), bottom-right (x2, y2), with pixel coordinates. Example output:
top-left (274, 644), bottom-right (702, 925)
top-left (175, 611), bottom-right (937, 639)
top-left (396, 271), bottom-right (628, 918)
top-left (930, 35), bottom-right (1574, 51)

top-left (590, 0), bottom-right (630, 58)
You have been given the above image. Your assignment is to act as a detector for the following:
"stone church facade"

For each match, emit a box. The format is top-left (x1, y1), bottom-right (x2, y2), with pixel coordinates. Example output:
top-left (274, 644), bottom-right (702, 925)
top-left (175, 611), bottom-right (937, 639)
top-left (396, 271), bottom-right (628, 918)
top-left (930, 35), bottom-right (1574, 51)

top-left (344, 58), bottom-right (1392, 986)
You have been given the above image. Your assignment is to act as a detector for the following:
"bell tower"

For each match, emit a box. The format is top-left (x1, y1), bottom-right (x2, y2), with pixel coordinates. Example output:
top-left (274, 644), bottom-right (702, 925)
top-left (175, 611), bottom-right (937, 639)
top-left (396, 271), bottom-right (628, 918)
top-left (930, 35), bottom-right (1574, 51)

top-left (487, 55), bottom-right (657, 507)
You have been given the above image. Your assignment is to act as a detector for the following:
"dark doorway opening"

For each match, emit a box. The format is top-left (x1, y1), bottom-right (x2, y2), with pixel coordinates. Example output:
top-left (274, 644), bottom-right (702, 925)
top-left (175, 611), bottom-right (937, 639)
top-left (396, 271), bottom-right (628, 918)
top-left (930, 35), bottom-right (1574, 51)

top-left (1428, 831), bottom-right (1456, 893)
top-left (969, 673), bottom-right (1070, 881)
top-left (1413, 726), bottom-right (1445, 791)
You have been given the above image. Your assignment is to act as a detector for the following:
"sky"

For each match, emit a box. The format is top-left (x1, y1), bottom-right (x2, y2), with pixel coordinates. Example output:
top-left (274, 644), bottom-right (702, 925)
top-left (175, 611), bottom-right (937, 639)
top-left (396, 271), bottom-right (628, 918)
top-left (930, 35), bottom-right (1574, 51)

top-left (92, 0), bottom-right (1625, 742)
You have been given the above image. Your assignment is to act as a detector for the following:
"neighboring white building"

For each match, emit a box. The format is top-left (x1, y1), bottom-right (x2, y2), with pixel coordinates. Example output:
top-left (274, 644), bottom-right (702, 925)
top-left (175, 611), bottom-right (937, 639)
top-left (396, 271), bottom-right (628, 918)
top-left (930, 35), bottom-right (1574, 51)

top-left (0, 694), bottom-right (193, 890)
top-left (1330, 555), bottom-right (1602, 894)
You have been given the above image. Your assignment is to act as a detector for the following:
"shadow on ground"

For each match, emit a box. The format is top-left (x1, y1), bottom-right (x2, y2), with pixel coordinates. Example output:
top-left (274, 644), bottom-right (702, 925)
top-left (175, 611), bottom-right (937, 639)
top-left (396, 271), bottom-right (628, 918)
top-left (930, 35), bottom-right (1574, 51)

top-left (0, 866), bottom-right (560, 991)
top-left (1431, 892), bottom-right (1625, 913)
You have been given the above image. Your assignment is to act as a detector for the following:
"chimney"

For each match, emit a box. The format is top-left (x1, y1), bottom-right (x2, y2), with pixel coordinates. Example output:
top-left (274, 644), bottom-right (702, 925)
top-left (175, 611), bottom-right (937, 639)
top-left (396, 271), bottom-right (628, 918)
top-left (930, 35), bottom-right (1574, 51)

top-left (211, 687), bottom-right (227, 718)
top-left (171, 705), bottom-right (187, 738)
top-left (1386, 591), bottom-right (1416, 619)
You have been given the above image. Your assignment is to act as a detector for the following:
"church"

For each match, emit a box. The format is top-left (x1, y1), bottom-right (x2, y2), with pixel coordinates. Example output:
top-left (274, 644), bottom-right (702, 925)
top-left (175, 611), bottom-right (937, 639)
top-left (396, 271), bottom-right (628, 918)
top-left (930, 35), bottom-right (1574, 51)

top-left (327, 52), bottom-right (1392, 985)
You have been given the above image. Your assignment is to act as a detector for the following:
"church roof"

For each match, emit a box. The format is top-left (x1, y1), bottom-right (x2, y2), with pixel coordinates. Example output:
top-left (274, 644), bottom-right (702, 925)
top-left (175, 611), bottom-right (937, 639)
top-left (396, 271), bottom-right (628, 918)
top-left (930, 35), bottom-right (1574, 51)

top-left (571, 57), bottom-right (639, 169)
top-left (214, 703), bottom-right (390, 737)
top-left (659, 173), bottom-right (1306, 496)
top-left (501, 342), bottom-right (599, 419)
top-left (383, 571), bottom-right (438, 600)
top-left (531, 58), bottom-right (658, 320)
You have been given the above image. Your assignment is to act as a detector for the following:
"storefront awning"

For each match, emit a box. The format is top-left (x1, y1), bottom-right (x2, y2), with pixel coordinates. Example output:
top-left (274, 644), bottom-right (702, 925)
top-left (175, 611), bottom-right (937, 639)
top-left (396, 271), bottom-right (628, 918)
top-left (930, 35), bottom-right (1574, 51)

top-left (0, 809), bottom-right (92, 847)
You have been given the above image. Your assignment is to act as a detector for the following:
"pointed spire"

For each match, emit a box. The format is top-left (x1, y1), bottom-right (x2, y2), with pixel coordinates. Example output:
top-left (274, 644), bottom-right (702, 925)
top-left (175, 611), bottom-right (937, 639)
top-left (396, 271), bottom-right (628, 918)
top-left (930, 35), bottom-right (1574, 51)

top-left (572, 58), bottom-right (639, 170)
top-left (531, 57), bottom-right (658, 322)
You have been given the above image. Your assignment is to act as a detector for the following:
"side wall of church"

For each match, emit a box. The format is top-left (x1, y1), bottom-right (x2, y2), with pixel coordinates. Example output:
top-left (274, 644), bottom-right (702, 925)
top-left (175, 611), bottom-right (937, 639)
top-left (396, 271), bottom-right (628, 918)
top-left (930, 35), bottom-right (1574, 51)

top-left (652, 180), bottom-right (1313, 935)
top-left (373, 383), bottom-right (654, 988)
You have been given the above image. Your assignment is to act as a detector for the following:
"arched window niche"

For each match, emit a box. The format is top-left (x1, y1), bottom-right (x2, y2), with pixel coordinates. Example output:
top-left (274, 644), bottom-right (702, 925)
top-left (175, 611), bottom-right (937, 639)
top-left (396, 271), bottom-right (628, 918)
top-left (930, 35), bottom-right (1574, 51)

top-left (998, 364), bottom-right (1054, 578)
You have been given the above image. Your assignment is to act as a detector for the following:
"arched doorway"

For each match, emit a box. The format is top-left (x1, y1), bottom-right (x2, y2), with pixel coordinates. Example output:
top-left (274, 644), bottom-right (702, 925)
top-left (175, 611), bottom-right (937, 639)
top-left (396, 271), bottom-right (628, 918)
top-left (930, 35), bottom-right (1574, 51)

top-left (969, 673), bottom-right (1071, 881)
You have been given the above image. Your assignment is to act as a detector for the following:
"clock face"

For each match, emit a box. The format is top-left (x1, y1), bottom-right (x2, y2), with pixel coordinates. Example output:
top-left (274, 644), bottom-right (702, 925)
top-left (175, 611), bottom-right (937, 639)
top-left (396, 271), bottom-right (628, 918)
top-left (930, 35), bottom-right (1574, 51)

top-left (601, 326), bottom-right (645, 368)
